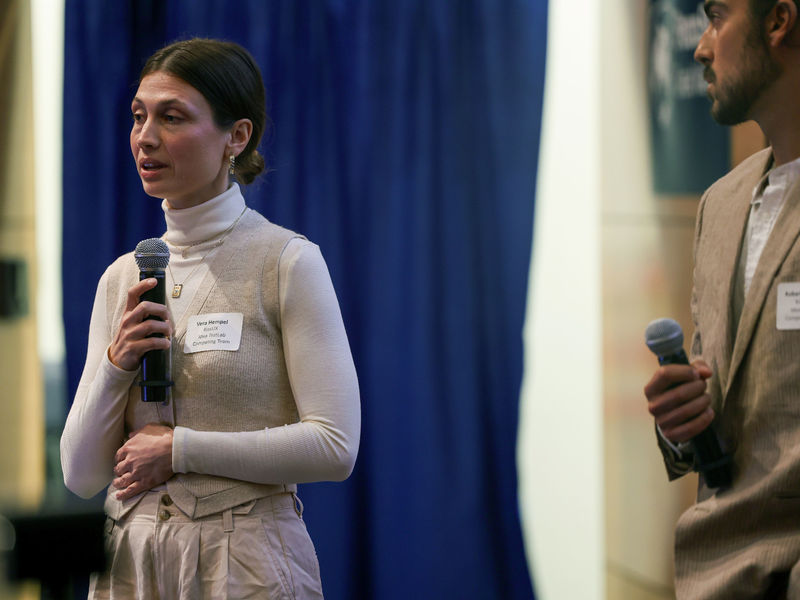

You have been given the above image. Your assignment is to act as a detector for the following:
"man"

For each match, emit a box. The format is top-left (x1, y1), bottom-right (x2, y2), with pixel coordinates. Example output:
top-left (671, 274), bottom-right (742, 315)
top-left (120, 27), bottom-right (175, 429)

top-left (644, 0), bottom-right (800, 597)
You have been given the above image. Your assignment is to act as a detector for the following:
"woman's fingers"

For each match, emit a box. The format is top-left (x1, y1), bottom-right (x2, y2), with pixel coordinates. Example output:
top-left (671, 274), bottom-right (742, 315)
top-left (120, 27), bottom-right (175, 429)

top-left (109, 281), bottom-right (173, 371)
top-left (124, 278), bottom-right (158, 312)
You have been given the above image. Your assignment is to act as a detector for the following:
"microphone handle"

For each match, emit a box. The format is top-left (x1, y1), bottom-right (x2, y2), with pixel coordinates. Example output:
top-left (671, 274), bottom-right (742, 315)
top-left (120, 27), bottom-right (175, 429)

top-left (139, 269), bottom-right (172, 403)
top-left (658, 350), bottom-right (732, 489)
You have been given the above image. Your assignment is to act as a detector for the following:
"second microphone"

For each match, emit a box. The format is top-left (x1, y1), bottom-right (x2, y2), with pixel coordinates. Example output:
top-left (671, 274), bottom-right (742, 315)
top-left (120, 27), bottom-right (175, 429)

top-left (645, 317), bottom-right (732, 489)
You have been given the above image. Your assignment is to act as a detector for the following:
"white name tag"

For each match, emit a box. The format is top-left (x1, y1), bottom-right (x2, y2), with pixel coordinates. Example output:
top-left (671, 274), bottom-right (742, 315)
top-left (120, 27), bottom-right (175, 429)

top-left (184, 313), bottom-right (244, 353)
top-left (777, 283), bottom-right (800, 330)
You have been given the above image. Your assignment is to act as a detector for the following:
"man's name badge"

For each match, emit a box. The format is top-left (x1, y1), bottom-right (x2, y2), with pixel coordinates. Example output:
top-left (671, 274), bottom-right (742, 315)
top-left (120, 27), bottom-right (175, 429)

top-left (184, 312), bottom-right (244, 353)
top-left (777, 283), bottom-right (800, 330)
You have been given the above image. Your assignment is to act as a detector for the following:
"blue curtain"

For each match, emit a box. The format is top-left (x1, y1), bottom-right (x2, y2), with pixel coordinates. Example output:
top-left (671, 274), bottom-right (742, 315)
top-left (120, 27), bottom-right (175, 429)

top-left (63, 2), bottom-right (547, 598)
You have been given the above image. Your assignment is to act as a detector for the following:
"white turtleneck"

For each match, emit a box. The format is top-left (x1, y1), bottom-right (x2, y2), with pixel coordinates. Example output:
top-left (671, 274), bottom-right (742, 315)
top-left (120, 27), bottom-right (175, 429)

top-left (61, 184), bottom-right (360, 496)
top-left (161, 182), bottom-right (249, 324)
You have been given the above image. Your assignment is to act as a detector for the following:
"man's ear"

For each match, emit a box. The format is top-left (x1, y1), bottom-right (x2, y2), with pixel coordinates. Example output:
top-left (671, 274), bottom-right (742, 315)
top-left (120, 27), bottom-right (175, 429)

top-left (228, 118), bottom-right (253, 157)
top-left (766, 0), bottom-right (800, 48)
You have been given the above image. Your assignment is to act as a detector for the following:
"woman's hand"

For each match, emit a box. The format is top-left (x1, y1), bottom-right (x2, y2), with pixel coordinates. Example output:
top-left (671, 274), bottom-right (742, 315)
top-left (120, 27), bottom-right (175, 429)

top-left (108, 278), bottom-right (172, 371)
top-left (112, 423), bottom-right (175, 500)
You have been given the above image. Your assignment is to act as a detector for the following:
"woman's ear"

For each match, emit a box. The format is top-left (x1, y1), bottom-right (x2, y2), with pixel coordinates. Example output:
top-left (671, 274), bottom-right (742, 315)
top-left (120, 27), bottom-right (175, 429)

top-left (228, 118), bottom-right (253, 157)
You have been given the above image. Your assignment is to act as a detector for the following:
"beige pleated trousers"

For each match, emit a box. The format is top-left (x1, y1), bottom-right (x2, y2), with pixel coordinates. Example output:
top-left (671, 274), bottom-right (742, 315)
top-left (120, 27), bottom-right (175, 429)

top-left (88, 491), bottom-right (324, 599)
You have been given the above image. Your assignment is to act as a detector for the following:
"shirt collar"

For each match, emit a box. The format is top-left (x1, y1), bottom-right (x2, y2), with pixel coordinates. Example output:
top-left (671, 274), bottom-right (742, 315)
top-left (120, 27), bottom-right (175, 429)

top-left (752, 154), bottom-right (800, 205)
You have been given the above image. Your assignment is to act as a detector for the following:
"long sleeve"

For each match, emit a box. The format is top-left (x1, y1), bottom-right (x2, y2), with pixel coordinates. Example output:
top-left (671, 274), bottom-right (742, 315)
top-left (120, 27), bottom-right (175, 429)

top-left (172, 238), bottom-right (360, 483)
top-left (60, 271), bottom-right (139, 498)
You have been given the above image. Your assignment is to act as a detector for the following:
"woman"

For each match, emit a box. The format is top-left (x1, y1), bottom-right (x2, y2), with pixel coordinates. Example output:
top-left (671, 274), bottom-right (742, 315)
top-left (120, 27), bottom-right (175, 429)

top-left (60, 38), bottom-right (360, 599)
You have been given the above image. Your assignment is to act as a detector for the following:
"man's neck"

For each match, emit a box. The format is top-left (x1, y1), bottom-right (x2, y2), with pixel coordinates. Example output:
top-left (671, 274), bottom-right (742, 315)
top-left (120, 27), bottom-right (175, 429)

top-left (755, 76), bottom-right (800, 166)
top-left (764, 131), bottom-right (800, 167)
top-left (761, 114), bottom-right (800, 165)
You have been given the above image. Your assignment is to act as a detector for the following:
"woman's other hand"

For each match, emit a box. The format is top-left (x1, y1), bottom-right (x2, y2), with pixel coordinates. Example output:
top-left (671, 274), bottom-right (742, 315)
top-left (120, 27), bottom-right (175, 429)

top-left (112, 423), bottom-right (175, 500)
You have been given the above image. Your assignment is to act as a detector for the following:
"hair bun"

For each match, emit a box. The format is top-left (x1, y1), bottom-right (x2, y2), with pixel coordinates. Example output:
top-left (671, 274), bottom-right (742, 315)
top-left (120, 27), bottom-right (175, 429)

top-left (237, 150), bottom-right (265, 185)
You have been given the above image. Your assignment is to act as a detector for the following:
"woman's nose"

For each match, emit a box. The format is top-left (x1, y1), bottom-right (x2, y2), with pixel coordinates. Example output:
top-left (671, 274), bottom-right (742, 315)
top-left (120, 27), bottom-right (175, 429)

top-left (135, 118), bottom-right (159, 148)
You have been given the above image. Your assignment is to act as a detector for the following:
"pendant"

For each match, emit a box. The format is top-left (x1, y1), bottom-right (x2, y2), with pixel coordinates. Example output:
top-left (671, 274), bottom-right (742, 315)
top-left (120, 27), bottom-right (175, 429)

top-left (172, 284), bottom-right (183, 298)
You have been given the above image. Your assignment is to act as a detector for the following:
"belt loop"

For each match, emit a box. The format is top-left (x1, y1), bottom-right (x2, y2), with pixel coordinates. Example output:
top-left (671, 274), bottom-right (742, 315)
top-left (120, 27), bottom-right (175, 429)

top-left (292, 492), bottom-right (304, 518)
top-left (222, 508), bottom-right (234, 533)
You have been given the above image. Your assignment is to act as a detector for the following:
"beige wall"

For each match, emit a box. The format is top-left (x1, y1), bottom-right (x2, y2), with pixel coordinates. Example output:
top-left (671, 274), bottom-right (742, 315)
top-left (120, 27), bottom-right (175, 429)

top-left (601, 5), bottom-right (697, 597)
top-left (0, 0), bottom-right (43, 598)
top-left (0, 0), bottom-right (43, 509)
top-left (599, 3), bottom-right (692, 597)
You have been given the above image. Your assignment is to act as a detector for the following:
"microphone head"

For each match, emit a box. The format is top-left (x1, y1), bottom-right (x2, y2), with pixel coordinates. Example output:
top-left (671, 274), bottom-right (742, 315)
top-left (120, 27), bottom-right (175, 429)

top-left (645, 318), bottom-right (684, 356)
top-left (134, 238), bottom-right (170, 271)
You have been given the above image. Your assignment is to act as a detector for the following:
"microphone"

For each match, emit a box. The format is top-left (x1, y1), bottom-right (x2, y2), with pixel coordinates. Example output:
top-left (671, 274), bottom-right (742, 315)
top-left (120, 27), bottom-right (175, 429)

top-left (645, 318), bottom-right (732, 489)
top-left (134, 238), bottom-right (173, 403)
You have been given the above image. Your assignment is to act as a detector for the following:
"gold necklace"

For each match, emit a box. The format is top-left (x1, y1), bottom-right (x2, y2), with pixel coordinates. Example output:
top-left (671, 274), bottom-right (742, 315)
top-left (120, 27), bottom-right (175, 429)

top-left (165, 207), bottom-right (247, 298)
top-left (167, 248), bottom-right (216, 298)
top-left (165, 207), bottom-right (247, 259)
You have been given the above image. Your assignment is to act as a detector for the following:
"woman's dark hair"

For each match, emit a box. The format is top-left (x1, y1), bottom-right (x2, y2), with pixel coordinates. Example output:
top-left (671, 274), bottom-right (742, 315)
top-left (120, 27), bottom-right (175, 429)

top-left (140, 38), bottom-right (268, 185)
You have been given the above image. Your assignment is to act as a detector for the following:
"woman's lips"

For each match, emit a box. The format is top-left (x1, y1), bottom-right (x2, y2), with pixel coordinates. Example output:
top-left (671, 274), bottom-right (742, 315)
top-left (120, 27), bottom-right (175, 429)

top-left (139, 159), bottom-right (167, 180)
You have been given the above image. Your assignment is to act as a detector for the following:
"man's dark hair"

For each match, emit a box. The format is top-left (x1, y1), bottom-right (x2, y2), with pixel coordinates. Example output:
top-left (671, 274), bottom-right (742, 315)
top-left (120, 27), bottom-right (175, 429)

top-left (750, 0), bottom-right (800, 21)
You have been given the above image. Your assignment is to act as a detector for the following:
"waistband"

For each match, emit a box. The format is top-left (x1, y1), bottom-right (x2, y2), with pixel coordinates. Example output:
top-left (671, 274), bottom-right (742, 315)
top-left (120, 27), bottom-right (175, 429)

top-left (105, 480), bottom-right (297, 521)
top-left (115, 490), bottom-right (303, 533)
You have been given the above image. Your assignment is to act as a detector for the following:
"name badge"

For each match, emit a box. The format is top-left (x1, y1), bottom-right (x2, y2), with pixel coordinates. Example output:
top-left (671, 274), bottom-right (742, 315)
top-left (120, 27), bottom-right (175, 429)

top-left (777, 283), bottom-right (800, 330)
top-left (184, 313), bottom-right (243, 353)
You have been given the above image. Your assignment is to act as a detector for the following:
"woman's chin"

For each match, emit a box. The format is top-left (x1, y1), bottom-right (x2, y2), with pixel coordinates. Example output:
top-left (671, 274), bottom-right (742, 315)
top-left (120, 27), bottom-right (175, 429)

top-left (140, 180), bottom-right (170, 200)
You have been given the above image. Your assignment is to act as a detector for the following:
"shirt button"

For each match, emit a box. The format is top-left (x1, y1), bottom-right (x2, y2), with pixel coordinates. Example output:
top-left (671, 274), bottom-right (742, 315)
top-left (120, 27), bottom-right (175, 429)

top-left (161, 494), bottom-right (173, 506)
top-left (159, 510), bottom-right (171, 521)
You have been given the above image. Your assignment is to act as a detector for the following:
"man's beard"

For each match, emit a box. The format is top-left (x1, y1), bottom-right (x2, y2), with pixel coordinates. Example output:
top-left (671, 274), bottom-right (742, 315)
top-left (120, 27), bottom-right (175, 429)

top-left (706, 24), bottom-right (781, 125)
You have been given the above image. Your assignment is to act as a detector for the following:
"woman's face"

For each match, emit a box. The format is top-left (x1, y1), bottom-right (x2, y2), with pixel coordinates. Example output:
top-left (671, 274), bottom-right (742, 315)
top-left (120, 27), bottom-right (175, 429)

top-left (131, 71), bottom-right (232, 209)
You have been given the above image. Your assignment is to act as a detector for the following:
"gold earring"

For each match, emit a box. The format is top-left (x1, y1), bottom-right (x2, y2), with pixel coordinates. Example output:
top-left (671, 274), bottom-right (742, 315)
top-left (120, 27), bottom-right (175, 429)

top-left (229, 154), bottom-right (235, 176)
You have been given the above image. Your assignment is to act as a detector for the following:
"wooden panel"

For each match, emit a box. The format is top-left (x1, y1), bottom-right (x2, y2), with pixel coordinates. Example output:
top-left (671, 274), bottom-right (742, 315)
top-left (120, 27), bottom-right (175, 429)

top-left (0, 0), bottom-right (43, 510)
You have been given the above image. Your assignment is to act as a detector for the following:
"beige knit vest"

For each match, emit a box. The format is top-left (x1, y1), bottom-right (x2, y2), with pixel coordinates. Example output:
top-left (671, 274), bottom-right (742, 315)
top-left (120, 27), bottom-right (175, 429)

top-left (102, 210), bottom-right (303, 519)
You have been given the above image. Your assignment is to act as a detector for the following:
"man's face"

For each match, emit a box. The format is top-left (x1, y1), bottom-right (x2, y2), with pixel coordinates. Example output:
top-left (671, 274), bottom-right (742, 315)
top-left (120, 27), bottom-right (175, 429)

top-left (695, 0), bottom-right (782, 125)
